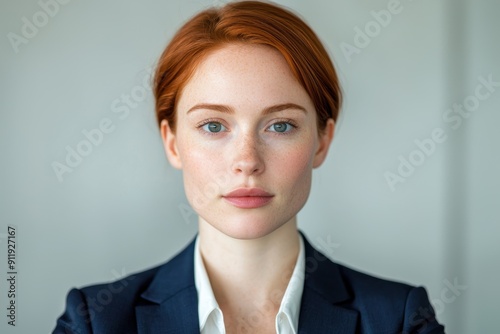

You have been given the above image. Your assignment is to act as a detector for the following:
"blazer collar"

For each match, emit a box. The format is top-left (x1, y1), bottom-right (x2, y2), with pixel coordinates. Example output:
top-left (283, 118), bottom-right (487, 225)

top-left (298, 232), bottom-right (359, 333)
top-left (135, 233), bottom-right (358, 333)
top-left (135, 237), bottom-right (200, 333)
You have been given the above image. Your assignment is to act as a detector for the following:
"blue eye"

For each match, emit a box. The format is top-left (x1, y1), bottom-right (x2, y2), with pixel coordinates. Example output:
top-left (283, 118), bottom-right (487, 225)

top-left (201, 122), bottom-right (226, 133)
top-left (269, 122), bottom-right (295, 133)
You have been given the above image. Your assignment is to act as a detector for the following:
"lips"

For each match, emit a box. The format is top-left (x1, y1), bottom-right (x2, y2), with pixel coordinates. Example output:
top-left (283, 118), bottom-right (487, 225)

top-left (222, 187), bottom-right (274, 209)
top-left (223, 187), bottom-right (273, 197)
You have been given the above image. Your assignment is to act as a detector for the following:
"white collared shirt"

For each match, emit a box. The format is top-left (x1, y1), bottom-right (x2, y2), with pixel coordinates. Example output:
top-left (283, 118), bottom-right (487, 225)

top-left (194, 234), bottom-right (305, 334)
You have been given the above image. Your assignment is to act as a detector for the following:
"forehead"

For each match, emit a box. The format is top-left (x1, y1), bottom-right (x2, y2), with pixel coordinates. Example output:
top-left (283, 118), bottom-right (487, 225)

top-left (177, 43), bottom-right (315, 113)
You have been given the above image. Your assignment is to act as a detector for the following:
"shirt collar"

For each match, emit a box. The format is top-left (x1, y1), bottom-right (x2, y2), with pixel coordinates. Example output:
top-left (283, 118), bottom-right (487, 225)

top-left (194, 236), bottom-right (225, 333)
top-left (194, 234), bottom-right (305, 334)
top-left (276, 233), bottom-right (305, 334)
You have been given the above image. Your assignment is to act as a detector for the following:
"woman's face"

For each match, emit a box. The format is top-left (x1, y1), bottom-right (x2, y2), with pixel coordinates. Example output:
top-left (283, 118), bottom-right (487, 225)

top-left (161, 43), bottom-right (334, 240)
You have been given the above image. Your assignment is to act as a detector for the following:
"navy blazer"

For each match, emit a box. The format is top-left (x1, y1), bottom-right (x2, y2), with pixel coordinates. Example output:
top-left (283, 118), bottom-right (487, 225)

top-left (53, 234), bottom-right (445, 333)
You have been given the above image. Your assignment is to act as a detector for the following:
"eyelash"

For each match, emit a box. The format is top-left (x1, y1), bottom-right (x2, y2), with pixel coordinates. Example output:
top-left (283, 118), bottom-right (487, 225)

top-left (196, 118), bottom-right (299, 136)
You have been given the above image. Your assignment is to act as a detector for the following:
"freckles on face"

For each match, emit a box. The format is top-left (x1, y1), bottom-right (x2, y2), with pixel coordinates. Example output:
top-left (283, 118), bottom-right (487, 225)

top-left (273, 138), bottom-right (316, 210)
top-left (175, 137), bottom-right (227, 209)
top-left (171, 43), bottom-right (322, 238)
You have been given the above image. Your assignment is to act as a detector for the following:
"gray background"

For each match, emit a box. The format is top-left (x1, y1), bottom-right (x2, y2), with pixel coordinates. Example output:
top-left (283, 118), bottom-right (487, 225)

top-left (1, 0), bottom-right (499, 333)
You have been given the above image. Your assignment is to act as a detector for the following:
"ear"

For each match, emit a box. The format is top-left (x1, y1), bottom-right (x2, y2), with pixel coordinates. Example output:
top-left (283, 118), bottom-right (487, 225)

top-left (160, 119), bottom-right (183, 169)
top-left (313, 118), bottom-right (335, 168)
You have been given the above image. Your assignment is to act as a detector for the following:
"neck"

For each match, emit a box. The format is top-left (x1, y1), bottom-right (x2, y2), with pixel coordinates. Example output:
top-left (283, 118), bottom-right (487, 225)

top-left (198, 218), bottom-right (300, 309)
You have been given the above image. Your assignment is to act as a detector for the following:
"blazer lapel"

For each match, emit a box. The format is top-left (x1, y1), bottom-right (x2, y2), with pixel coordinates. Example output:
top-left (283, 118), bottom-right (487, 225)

top-left (134, 233), bottom-right (358, 333)
top-left (298, 287), bottom-right (358, 334)
top-left (135, 288), bottom-right (199, 334)
top-left (135, 238), bottom-right (200, 334)
top-left (298, 233), bottom-right (359, 334)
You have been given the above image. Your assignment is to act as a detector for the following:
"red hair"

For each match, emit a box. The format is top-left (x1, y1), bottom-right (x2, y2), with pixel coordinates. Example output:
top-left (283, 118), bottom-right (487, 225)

top-left (154, 0), bottom-right (342, 134)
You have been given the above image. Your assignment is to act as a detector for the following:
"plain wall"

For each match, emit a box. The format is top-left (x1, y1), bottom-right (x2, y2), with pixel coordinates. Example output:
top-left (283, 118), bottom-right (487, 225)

top-left (0, 0), bottom-right (498, 333)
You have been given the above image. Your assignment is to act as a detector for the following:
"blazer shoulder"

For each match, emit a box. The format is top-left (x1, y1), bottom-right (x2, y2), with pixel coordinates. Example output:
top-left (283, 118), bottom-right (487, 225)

top-left (79, 264), bottom-right (160, 301)
top-left (335, 263), bottom-right (444, 333)
top-left (53, 265), bottom-right (162, 334)
top-left (53, 238), bottom-right (197, 334)
top-left (338, 263), bottom-right (414, 299)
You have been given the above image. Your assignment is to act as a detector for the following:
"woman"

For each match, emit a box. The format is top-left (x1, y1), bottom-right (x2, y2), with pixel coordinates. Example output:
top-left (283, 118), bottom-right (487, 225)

top-left (54, 1), bottom-right (445, 333)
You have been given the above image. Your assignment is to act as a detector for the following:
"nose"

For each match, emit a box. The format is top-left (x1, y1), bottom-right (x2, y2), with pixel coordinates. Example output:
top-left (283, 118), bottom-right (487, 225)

top-left (231, 132), bottom-right (265, 176)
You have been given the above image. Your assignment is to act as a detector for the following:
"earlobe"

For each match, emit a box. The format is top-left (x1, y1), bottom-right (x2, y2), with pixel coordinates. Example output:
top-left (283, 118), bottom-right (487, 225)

top-left (160, 119), bottom-right (183, 169)
top-left (313, 118), bottom-right (335, 168)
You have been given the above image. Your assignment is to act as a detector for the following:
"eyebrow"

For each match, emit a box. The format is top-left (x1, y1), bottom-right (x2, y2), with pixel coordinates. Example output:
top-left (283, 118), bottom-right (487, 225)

top-left (186, 103), bottom-right (307, 115)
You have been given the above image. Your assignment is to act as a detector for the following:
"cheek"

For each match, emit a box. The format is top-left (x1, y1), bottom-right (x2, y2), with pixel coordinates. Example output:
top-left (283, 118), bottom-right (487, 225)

top-left (177, 138), bottom-right (230, 206)
top-left (275, 140), bottom-right (316, 189)
top-left (177, 132), bottom-right (216, 171)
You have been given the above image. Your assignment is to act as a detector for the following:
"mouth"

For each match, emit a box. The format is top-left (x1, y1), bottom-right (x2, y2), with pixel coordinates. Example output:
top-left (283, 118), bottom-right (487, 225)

top-left (222, 195), bottom-right (274, 209)
top-left (222, 187), bottom-right (274, 208)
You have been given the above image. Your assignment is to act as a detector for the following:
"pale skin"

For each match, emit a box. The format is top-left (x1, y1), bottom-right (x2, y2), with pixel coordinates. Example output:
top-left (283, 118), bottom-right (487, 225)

top-left (160, 43), bottom-right (335, 333)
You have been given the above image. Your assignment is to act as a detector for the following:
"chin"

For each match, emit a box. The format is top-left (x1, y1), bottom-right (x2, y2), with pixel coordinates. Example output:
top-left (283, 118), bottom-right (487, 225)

top-left (225, 225), bottom-right (277, 241)
top-left (212, 215), bottom-right (294, 241)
